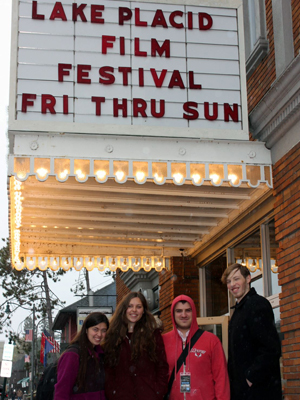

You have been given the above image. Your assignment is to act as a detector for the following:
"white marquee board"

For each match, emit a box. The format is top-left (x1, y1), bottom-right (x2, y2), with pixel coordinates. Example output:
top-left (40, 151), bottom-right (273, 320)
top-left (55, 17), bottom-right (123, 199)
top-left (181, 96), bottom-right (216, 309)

top-left (9, 0), bottom-right (248, 140)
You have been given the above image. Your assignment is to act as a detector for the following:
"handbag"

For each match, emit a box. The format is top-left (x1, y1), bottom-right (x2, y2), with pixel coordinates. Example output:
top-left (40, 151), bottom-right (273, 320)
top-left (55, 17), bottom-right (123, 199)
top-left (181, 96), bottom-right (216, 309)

top-left (164, 329), bottom-right (204, 400)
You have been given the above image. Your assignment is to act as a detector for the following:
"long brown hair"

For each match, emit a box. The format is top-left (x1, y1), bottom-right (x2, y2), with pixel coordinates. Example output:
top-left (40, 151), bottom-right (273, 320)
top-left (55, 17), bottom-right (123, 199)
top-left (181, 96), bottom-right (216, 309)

top-left (69, 312), bottom-right (109, 390)
top-left (103, 292), bottom-right (157, 367)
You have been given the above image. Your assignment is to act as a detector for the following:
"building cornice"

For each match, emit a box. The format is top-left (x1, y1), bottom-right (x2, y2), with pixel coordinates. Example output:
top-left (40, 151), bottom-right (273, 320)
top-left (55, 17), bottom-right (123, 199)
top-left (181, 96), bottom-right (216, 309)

top-left (249, 54), bottom-right (300, 149)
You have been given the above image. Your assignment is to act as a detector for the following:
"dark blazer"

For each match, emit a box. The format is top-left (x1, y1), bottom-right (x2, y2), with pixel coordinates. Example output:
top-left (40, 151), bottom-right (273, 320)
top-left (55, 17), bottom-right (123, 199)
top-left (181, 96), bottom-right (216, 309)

top-left (228, 288), bottom-right (282, 400)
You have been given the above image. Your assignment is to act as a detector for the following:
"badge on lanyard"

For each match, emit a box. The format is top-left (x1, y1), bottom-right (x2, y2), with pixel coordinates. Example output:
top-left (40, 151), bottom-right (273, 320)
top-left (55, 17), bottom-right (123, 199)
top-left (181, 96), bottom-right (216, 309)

top-left (180, 372), bottom-right (191, 393)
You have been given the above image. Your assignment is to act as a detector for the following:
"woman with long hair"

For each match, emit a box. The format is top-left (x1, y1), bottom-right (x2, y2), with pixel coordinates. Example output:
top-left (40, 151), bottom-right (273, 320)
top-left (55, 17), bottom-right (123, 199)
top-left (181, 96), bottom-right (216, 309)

top-left (54, 312), bottom-right (109, 400)
top-left (104, 291), bottom-right (169, 400)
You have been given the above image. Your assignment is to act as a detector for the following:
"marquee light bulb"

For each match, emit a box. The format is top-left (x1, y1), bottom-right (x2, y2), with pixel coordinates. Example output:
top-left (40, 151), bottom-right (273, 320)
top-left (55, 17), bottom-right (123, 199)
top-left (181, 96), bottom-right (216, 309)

top-left (40, 258), bottom-right (47, 267)
top-left (59, 169), bottom-right (69, 179)
top-left (228, 174), bottom-right (238, 184)
top-left (115, 171), bottom-right (125, 181)
top-left (209, 173), bottom-right (220, 184)
top-left (154, 173), bottom-right (164, 183)
top-left (75, 169), bottom-right (86, 180)
top-left (136, 171), bottom-right (145, 182)
top-left (96, 170), bottom-right (107, 180)
top-left (192, 173), bottom-right (201, 184)
top-left (173, 173), bottom-right (183, 184)
top-left (37, 168), bottom-right (48, 178)
top-left (98, 258), bottom-right (105, 267)
top-left (28, 257), bottom-right (35, 267)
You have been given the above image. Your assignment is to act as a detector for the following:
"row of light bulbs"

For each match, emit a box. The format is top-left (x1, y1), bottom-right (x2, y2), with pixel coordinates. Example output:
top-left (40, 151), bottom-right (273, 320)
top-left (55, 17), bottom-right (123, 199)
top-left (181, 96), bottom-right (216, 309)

top-left (14, 256), bottom-right (166, 272)
top-left (240, 258), bottom-right (278, 274)
top-left (14, 157), bottom-right (267, 187)
top-left (35, 167), bottom-right (240, 185)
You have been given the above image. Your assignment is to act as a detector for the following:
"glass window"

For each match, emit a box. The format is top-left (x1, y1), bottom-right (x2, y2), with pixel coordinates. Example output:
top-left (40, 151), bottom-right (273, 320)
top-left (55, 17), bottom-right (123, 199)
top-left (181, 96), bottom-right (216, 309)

top-left (204, 254), bottom-right (228, 317)
top-left (243, 0), bottom-right (269, 77)
top-left (233, 220), bottom-right (280, 297)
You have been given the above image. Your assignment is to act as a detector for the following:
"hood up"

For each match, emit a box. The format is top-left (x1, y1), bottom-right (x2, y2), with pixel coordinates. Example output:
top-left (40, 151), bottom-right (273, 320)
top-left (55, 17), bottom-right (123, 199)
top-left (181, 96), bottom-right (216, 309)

top-left (171, 295), bottom-right (199, 339)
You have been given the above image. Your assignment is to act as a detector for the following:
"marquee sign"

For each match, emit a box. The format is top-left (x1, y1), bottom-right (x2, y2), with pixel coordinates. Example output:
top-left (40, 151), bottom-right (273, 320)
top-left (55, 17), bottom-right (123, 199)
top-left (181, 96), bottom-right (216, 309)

top-left (10, 0), bottom-right (247, 139)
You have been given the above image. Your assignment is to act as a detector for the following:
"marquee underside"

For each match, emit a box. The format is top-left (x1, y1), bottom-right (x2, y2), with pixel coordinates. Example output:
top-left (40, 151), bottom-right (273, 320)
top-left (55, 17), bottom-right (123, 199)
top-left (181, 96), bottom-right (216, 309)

top-left (9, 166), bottom-right (271, 272)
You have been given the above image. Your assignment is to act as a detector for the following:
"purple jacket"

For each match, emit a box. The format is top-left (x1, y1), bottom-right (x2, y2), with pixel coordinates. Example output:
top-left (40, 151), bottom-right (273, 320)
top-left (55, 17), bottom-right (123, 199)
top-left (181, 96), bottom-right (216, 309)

top-left (54, 344), bottom-right (106, 400)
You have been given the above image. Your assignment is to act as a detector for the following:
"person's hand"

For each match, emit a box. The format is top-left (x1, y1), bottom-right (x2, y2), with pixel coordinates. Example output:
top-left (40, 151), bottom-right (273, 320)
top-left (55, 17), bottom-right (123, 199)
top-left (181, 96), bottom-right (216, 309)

top-left (246, 379), bottom-right (252, 387)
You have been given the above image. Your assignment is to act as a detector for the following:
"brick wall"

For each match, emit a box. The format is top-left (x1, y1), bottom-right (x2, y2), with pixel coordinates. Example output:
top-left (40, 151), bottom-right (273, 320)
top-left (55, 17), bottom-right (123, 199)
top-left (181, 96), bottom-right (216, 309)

top-left (273, 141), bottom-right (300, 400)
top-left (292, 0), bottom-right (300, 56)
top-left (159, 256), bottom-right (199, 333)
top-left (115, 270), bottom-right (130, 304)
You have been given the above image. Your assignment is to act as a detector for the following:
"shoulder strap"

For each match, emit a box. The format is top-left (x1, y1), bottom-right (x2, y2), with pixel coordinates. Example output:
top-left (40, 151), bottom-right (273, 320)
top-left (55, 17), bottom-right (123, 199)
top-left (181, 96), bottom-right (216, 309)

top-left (165, 329), bottom-right (204, 400)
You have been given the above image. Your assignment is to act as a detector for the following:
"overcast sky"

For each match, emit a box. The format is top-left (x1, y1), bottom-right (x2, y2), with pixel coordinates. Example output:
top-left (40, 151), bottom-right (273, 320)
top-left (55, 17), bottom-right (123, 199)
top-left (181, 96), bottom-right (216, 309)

top-left (0, 0), bottom-right (113, 341)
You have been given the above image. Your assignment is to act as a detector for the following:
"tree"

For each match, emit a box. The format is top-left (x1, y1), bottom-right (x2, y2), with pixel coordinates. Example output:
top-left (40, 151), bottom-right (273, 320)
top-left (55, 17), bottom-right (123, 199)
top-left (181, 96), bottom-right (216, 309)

top-left (0, 238), bottom-right (66, 342)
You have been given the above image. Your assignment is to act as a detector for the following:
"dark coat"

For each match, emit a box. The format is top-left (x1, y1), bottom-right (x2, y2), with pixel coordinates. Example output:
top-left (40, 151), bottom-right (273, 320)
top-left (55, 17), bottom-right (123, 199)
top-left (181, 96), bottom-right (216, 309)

top-left (105, 329), bottom-right (169, 400)
top-left (228, 288), bottom-right (282, 400)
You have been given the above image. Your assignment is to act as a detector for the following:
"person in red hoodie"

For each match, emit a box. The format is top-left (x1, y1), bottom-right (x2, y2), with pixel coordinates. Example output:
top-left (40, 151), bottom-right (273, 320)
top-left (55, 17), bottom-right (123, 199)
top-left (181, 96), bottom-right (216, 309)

top-left (163, 295), bottom-right (230, 400)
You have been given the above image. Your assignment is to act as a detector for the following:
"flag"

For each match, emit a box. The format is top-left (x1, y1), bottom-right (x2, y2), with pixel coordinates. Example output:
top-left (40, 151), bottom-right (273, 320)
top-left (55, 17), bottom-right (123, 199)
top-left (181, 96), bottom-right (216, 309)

top-left (43, 329), bottom-right (60, 353)
top-left (40, 333), bottom-right (54, 366)
top-left (40, 333), bottom-right (45, 365)
top-left (25, 329), bottom-right (33, 342)
top-left (24, 354), bottom-right (30, 363)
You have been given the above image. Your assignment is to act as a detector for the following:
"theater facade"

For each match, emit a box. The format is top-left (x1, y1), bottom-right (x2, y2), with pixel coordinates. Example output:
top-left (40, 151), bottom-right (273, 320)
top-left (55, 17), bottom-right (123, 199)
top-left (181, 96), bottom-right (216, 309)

top-left (7, 0), bottom-right (300, 397)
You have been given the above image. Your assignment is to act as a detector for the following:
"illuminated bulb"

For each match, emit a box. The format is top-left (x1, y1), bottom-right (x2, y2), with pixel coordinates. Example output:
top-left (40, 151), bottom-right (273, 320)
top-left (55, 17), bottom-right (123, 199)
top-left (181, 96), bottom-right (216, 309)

top-left (36, 168), bottom-right (48, 178)
top-left (115, 170), bottom-right (125, 181)
top-left (156, 260), bottom-right (162, 268)
top-left (136, 171), bottom-right (145, 182)
top-left (173, 173), bottom-right (183, 184)
top-left (111, 258), bottom-right (116, 267)
top-left (76, 260), bottom-right (82, 267)
top-left (78, 227), bottom-right (82, 230)
top-left (145, 258), bottom-right (151, 267)
top-left (96, 170), bottom-right (107, 180)
top-left (248, 260), bottom-right (257, 273)
top-left (42, 225), bottom-right (47, 228)
top-left (229, 174), bottom-right (238, 184)
top-left (40, 258), bottom-right (47, 268)
top-left (154, 173), bottom-right (164, 183)
top-left (64, 259), bottom-right (69, 266)
top-left (87, 258), bottom-right (93, 268)
top-left (133, 259), bottom-right (140, 267)
top-left (54, 226), bottom-right (58, 229)
top-left (271, 262), bottom-right (278, 273)
top-left (98, 258), bottom-right (105, 267)
top-left (59, 169), bottom-right (69, 179)
top-left (241, 260), bottom-right (246, 267)
top-left (51, 258), bottom-right (58, 267)
top-left (210, 173), bottom-right (220, 184)
top-left (28, 257), bottom-right (34, 267)
top-left (75, 169), bottom-right (86, 180)
top-left (122, 258), bottom-right (128, 267)
top-left (192, 173), bottom-right (201, 184)
top-left (30, 225), bottom-right (36, 228)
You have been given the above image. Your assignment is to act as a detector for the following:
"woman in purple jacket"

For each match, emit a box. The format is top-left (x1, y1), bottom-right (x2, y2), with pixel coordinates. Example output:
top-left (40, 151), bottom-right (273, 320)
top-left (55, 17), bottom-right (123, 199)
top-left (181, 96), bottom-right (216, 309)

top-left (54, 312), bottom-right (109, 400)
top-left (104, 292), bottom-right (169, 400)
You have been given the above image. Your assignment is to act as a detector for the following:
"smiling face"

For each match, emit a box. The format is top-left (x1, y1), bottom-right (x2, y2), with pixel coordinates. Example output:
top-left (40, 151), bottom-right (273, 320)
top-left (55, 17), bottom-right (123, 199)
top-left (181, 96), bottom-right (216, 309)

top-left (126, 297), bottom-right (144, 328)
top-left (86, 322), bottom-right (108, 346)
top-left (174, 301), bottom-right (193, 334)
top-left (226, 268), bottom-right (251, 302)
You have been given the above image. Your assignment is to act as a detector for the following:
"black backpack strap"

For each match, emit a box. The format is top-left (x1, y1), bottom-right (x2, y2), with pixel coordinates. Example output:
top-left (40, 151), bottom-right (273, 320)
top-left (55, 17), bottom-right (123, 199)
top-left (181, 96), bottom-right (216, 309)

top-left (165, 329), bottom-right (204, 400)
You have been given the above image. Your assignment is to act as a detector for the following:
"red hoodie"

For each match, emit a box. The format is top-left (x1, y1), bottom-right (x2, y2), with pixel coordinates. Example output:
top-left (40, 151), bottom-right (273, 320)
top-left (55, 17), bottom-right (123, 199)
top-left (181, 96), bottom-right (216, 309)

top-left (163, 295), bottom-right (230, 400)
